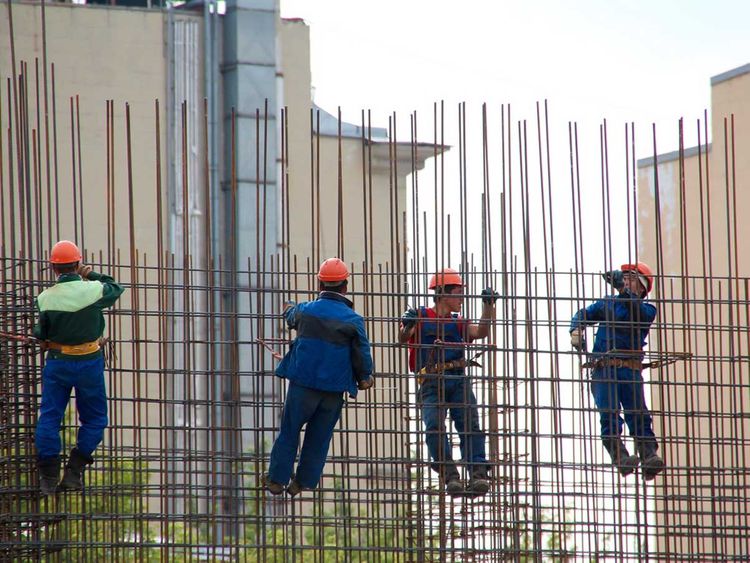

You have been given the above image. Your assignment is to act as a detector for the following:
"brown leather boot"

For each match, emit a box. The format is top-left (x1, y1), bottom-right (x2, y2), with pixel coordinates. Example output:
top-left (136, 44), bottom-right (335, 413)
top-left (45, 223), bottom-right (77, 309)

top-left (286, 480), bottom-right (303, 497)
top-left (440, 464), bottom-right (463, 497)
top-left (602, 438), bottom-right (640, 477)
top-left (636, 438), bottom-right (665, 481)
top-left (262, 473), bottom-right (285, 495)
top-left (466, 467), bottom-right (490, 497)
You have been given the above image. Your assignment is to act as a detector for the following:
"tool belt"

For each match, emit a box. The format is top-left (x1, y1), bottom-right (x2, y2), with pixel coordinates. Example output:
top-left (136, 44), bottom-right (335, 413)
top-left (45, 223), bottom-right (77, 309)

top-left (583, 357), bottom-right (642, 370)
top-left (46, 340), bottom-right (101, 356)
top-left (417, 358), bottom-right (480, 384)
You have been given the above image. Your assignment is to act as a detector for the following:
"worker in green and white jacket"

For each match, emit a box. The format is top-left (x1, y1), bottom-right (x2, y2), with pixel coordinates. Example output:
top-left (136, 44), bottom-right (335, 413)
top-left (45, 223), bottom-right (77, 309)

top-left (33, 240), bottom-right (124, 495)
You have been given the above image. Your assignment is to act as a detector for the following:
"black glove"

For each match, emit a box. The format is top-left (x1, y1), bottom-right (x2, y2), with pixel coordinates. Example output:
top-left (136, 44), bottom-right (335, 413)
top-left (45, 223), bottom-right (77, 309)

top-left (401, 308), bottom-right (418, 330)
top-left (603, 270), bottom-right (624, 290)
top-left (481, 287), bottom-right (500, 305)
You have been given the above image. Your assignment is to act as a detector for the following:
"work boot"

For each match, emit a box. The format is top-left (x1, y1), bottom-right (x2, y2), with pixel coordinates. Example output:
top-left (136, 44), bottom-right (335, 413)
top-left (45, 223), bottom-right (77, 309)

top-left (58, 448), bottom-right (93, 492)
top-left (262, 473), bottom-right (285, 495)
top-left (602, 438), bottom-right (640, 477)
top-left (466, 467), bottom-right (490, 497)
top-left (37, 457), bottom-right (61, 496)
top-left (286, 479), bottom-right (303, 497)
top-left (439, 464), bottom-right (463, 497)
top-left (636, 438), bottom-right (665, 481)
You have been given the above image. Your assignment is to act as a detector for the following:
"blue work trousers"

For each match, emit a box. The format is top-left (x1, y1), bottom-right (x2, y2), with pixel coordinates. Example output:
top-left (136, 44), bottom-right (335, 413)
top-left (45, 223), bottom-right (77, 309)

top-left (418, 376), bottom-right (488, 474)
top-left (590, 366), bottom-right (656, 440)
top-left (35, 355), bottom-right (108, 460)
top-left (268, 382), bottom-right (344, 489)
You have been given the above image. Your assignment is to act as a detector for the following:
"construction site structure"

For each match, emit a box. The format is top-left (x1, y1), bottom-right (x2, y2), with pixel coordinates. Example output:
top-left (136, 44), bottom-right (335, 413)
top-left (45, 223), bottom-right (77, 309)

top-left (1, 0), bottom-right (749, 560)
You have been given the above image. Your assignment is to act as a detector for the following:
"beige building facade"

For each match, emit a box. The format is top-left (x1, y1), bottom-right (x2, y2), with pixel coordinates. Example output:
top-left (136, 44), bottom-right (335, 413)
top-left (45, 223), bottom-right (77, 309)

top-left (1, 0), bottom-right (439, 530)
top-left (637, 63), bottom-right (750, 558)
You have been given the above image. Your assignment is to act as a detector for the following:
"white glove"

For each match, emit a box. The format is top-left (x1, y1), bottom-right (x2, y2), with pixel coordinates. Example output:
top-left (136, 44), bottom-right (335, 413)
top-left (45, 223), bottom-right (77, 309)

top-left (570, 328), bottom-right (585, 351)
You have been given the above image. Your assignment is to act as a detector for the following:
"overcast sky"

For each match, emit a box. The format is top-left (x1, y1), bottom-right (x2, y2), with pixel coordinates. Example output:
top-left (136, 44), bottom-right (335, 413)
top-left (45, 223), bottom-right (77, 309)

top-left (278, 0), bottom-right (750, 285)
top-left (280, 0), bottom-right (750, 158)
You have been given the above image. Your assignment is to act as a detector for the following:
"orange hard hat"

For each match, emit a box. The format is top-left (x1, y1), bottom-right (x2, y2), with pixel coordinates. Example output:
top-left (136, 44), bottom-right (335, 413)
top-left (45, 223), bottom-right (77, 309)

top-left (621, 261), bottom-right (654, 294)
top-left (428, 268), bottom-right (464, 290)
top-left (50, 240), bottom-right (82, 265)
top-left (318, 257), bottom-right (349, 283)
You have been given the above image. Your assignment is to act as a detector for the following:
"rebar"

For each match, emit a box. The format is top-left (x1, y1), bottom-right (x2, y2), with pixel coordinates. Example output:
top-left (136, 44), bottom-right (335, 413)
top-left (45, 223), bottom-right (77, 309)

top-left (2, 19), bottom-right (750, 563)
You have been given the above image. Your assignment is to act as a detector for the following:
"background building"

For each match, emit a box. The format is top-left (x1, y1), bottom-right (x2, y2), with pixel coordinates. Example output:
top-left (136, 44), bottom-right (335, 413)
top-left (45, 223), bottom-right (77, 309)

top-left (0, 0), bottom-right (441, 527)
top-left (637, 62), bottom-right (750, 558)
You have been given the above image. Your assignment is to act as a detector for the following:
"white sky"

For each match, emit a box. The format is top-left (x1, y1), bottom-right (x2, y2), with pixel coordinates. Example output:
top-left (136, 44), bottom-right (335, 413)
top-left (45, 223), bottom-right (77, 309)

top-left (280, 0), bottom-right (750, 157)
top-left (279, 0), bottom-right (750, 276)
top-left (276, 0), bottom-right (750, 334)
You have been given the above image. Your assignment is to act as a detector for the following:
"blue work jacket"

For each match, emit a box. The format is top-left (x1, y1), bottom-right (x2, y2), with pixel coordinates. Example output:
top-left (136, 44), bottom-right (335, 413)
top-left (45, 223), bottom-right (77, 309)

top-left (570, 292), bottom-right (657, 358)
top-left (276, 291), bottom-right (373, 398)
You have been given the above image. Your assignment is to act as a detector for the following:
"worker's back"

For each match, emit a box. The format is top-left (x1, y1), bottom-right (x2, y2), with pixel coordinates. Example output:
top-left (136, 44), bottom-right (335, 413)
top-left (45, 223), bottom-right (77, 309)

top-left (275, 291), bottom-right (373, 397)
top-left (33, 271), bottom-right (124, 359)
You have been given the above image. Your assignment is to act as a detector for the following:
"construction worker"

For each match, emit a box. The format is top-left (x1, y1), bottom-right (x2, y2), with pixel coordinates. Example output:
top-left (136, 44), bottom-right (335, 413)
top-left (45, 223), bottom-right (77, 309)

top-left (399, 268), bottom-right (498, 497)
top-left (264, 258), bottom-right (374, 497)
top-left (33, 240), bottom-right (124, 495)
top-left (570, 262), bottom-right (665, 480)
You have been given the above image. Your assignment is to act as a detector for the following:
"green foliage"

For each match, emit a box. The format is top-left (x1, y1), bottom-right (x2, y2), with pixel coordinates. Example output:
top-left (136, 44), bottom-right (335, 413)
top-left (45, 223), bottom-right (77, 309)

top-left (15, 420), bottom-right (601, 562)
top-left (301, 480), bottom-right (397, 562)
top-left (16, 411), bottom-right (159, 561)
top-left (236, 476), bottom-right (399, 562)
top-left (512, 507), bottom-right (578, 562)
top-left (47, 456), bottom-right (158, 561)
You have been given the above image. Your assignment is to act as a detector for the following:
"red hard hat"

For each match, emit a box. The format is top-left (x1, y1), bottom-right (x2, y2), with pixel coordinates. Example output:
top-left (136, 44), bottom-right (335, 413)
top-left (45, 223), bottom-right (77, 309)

top-left (428, 268), bottom-right (464, 290)
top-left (318, 257), bottom-right (349, 282)
top-left (50, 240), bottom-right (82, 265)
top-left (621, 261), bottom-right (654, 294)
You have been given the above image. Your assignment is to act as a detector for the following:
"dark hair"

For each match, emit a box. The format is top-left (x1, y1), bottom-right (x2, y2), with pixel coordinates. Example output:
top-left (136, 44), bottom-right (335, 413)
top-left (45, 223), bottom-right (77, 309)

top-left (53, 262), bottom-right (79, 275)
top-left (319, 279), bottom-right (347, 294)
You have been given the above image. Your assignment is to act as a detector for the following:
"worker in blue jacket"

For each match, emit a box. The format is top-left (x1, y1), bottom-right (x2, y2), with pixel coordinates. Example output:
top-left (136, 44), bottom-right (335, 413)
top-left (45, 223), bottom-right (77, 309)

top-left (264, 258), bottom-right (374, 497)
top-left (570, 261), bottom-right (665, 480)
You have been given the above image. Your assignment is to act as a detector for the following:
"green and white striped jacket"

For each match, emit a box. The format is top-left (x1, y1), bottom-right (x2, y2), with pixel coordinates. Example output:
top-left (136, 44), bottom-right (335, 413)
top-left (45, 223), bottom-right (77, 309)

top-left (33, 272), bottom-right (125, 360)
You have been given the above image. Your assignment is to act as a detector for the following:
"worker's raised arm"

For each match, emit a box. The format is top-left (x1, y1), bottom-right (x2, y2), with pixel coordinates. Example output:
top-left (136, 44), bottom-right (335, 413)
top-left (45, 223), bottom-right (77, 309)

top-left (398, 308), bottom-right (418, 343)
top-left (83, 266), bottom-right (125, 308)
top-left (570, 300), bottom-right (605, 332)
top-left (467, 288), bottom-right (498, 341)
top-left (605, 267), bottom-right (657, 326)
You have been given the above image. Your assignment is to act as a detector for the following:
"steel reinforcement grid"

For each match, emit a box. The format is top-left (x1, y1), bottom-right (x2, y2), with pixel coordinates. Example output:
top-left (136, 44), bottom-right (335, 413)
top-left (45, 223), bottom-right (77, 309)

top-left (1, 33), bottom-right (749, 563)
